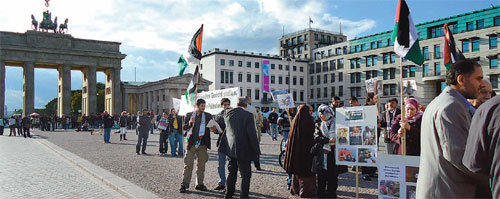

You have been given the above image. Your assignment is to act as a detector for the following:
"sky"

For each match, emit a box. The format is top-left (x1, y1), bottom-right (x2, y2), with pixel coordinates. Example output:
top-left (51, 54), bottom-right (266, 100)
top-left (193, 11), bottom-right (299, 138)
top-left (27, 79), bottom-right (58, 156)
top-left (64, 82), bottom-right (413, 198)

top-left (0, 0), bottom-right (498, 110)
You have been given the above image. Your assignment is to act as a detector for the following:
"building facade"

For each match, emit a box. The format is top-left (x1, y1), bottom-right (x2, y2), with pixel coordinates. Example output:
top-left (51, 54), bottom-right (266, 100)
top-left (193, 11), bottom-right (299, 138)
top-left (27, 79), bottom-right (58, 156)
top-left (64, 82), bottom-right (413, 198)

top-left (279, 28), bottom-right (347, 60)
top-left (197, 48), bottom-right (309, 111)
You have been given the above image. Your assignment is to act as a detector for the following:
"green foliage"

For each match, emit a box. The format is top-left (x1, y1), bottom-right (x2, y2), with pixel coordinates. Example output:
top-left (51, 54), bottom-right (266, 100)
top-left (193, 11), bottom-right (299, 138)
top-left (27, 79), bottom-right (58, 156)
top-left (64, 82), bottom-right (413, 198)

top-left (71, 90), bottom-right (82, 114)
top-left (40, 82), bottom-right (106, 116)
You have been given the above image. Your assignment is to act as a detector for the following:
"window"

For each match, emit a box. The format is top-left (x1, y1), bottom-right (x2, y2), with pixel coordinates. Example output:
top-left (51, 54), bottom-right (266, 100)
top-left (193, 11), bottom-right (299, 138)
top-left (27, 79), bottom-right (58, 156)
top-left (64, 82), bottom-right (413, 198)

top-left (428, 25), bottom-right (444, 39)
top-left (476, 19), bottom-right (484, 29)
top-left (331, 87), bottom-right (335, 97)
top-left (383, 53), bottom-right (389, 64)
top-left (310, 89), bottom-right (314, 99)
top-left (338, 86), bottom-right (343, 97)
top-left (309, 64), bottom-right (314, 74)
top-left (366, 71), bottom-right (372, 80)
top-left (293, 91), bottom-right (297, 101)
top-left (305, 44), bottom-right (308, 50)
top-left (356, 58), bottom-right (361, 68)
top-left (323, 62), bottom-right (328, 72)
top-left (220, 59), bottom-right (225, 65)
top-left (350, 73), bottom-right (355, 83)
top-left (490, 35), bottom-right (498, 49)
top-left (229, 60), bottom-right (234, 66)
top-left (298, 35), bottom-right (303, 43)
top-left (317, 75), bottom-right (321, 85)
top-left (331, 73), bottom-right (335, 83)
top-left (466, 21), bottom-right (474, 31)
top-left (462, 40), bottom-right (470, 53)
top-left (163, 95), bottom-right (165, 101)
top-left (472, 38), bottom-right (480, 52)
top-left (305, 34), bottom-right (308, 41)
top-left (293, 65), bottom-right (297, 71)
top-left (403, 67), bottom-right (408, 78)
top-left (229, 71), bottom-right (233, 83)
top-left (371, 41), bottom-right (376, 49)
top-left (292, 37), bottom-right (296, 45)
top-left (491, 75), bottom-right (498, 89)
top-left (410, 66), bottom-right (416, 77)
top-left (279, 64), bottom-right (283, 70)
top-left (338, 59), bottom-right (344, 69)
top-left (323, 87), bottom-right (328, 98)
top-left (390, 68), bottom-right (396, 79)
top-left (390, 53), bottom-right (396, 63)
top-left (373, 56), bottom-right (378, 66)
top-left (255, 89), bottom-right (260, 100)
top-left (356, 73), bottom-right (361, 83)
top-left (238, 73), bottom-right (243, 82)
top-left (328, 49), bottom-right (332, 56)
top-left (383, 84), bottom-right (397, 96)
top-left (322, 74), bottom-right (327, 84)
top-left (423, 64), bottom-right (429, 77)
top-left (490, 56), bottom-right (498, 69)
top-left (316, 63), bottom-right (321, 73)
top-left (286, 76), bottom-right (289, 84)
top-left (271, 64), bottom-right (275, 69)
top-left (356, 87), bottom-right (361, 97)
top-left (350, 59), bottom-right (356, 69)
top-left (339, 72), bottom-right (343, 82)
top-left (300, 66), bottom-right (304, 72)
top-left (314, 33), bottom-right (319, 41)
top-left (286, 65), bottom-right (290, 71)
top-left (220, 71), bottom-right (224, 83)
top-left (293, 76), bottom-right (297, 85)
top-left (255, 74), bottom-right (260, 83)
top-left (423, 46), bottom-right (429, 60)
top-left (310, 76), bottom-right (314, 85)
top-left (246, 61), bottom-right (251, 68)
top-left (247, 73), bottom-right (251, 82)
top-left (300, 77), bottom-right (304, 85)
top-left (317, 88), bottom-right (321, 98)
top-left (271, 75), bottom-right (275, 84)
top-left (434, 62), bottom-right (441, 76)
top-left (255, 62), bottom-right (259, 68)
top-left (238, 61), bottom-right (243, 67)
top-left (279, 76), bottom-right (283, 84)
top-left (383, 69), bottom-right (389, 80)
top-left (434, 45), bottom-right (441, 59)
top-left (247, 89), bottom-right (252, 99)
top-left (495, 16), bottom-right (500, 26)
top-left (330, 60), bottom-right (336, 71)
top-left (366, 56), bottom-right (372, 67)
top-left (372, 70), bottom-right (378, 78)
top-left (300, 91), bottom-right (304, 102)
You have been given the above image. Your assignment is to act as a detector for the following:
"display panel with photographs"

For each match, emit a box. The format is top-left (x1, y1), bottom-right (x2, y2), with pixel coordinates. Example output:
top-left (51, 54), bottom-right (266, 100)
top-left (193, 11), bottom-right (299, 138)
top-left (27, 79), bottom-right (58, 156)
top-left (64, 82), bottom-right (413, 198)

top-left (378, 154), bottom-right (420, 199)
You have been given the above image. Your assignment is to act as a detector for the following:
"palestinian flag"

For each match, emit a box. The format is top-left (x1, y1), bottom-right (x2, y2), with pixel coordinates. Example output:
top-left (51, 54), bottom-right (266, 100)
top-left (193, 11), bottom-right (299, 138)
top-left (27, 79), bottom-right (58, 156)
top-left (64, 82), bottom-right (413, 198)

top-left (184, 24), bottom-right (204, 65)
top-left (177, 55), bottom-right (188, 76)
top-left (392, 0), bottom-right (424, 65)
top-left (185, 65), bottom-right (199, 106)
top-left (444, 23), bottom-right (465, 70)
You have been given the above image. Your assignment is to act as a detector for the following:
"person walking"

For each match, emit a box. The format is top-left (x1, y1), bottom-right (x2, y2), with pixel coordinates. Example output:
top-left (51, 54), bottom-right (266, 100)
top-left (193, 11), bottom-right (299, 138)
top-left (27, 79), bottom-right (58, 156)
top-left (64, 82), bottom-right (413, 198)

top-left (118, 111), bottom-right (128, 141)
top-left (8, 116), bottom-right (16, 136)
top-left (268, 107), bottom-right (279, 141)
top-left (136, 109), bottom-right (151, 155)
top-left (179, 99), bottom-right (214, 193)
top-left (389, 98), bottom-right (422, 156)
top-left (168, 108), bottom-right (184, 157)
top-left (219, 97), bottom-right (261, 198)
top-left (21, 116), bottom-right (31, 138)
top-left (158, 112), bottom-right (169, 155)
top-left (0, 117), bottom-right (5, 135)
top-left (244, 96), bottom-right (263, 171)
top-left (16, 116), bottom-right (23, 136)
top-left (417, 60), bottom-right (485, 198)
top-left (102, 111), bottom-right (113, 143)
top-left (213, 98), bottom-right (231, 191)
top-left (283, 104), bottom-right (317, 198)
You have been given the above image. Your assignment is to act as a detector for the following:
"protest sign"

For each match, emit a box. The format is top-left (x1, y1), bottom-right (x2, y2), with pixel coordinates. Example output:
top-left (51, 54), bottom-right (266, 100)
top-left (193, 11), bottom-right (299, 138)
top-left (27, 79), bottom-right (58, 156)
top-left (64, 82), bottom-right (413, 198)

top-left (335, 106), bottom-right (378, 167)
top-left (400, 80), bottom-right (417, 96)
top-left (178, 87), bottom-right (240, 116)
top-left (365, 78), bottom-right (383, 96)
top-left (276, 93), bottom-right (295, 109)
top-left (172, 98), bottom-right (181, 112)
top-left (378, 154), bottom-right (420, 199)
top-left (271, 90), bottom-right (288, 100)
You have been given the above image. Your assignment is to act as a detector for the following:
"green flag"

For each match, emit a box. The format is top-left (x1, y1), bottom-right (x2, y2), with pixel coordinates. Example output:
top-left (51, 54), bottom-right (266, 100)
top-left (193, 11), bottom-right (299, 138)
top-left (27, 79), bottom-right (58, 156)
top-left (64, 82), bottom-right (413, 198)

top-left (178, 55), bottom-right (188, 76)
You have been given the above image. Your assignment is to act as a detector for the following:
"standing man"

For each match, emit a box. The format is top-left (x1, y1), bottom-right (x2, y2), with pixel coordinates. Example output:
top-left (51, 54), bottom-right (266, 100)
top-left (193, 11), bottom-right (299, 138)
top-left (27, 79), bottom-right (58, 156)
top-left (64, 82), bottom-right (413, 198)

top-left (102, 111), bottom-right (114, 143)
top-left (136, 109), bottom-right (151, 155)
top-left (417, 60), bottom-right (485, 198)
top-left (213, 98), bottom-right (231, 191)
top-left (245, 96), bottom-right (263, 171)
top-left (331, 96), bottom-right (341, 108)
top-left (349, 96), bottom-right (360, 107)
top-left (179, 99), bottom-right (214, 193)
top-left (381, 98), bottom-right (401, 154)
top-left (21, 116), bottom-right (31, 138)
top-left (268, 107), bottom-right (279, 141)
top-left (118, 111), bottom-right (128, 141)
top-left (220, 97), bottom-right (261, 198)
top-left (168, 108), bottom-right (184, 157)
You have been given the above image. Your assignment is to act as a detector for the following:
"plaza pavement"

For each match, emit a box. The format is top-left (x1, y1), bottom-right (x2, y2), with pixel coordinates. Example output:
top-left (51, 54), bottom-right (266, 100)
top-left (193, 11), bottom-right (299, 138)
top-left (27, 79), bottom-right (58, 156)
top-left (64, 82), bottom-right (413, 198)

top-left (27, 129), bottom-right (379, 198)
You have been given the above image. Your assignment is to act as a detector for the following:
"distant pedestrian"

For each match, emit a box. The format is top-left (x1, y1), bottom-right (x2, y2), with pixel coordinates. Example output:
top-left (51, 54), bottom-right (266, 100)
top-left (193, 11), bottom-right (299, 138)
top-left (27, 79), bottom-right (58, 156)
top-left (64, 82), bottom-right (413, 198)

top-left (135, 111), bottom-right (141, 135)
top-left (219, 97), bottom-right (261, 198)
top-left (136, 109), bottom-right (151, 155)
top-left (118, 111), bottom-right (128, 141)
top-left (16, 117), bottom-right (22, 136)
top-left (268, 107), bottom-right (279, 141)
top-left (102, 111), bottom-right (113, 143)
top-left (21, 116), bottom-right (31, 138)
top-left (158, 112), bottom-right (169, 155)
top-left (8, 117), bottom-right (16, 136)
top-left (167, 108), bottom-right (183, 157)
top-left (150, 112), bottom-right (155, 134)
top-left (0, 117), bottom-right (5, 135)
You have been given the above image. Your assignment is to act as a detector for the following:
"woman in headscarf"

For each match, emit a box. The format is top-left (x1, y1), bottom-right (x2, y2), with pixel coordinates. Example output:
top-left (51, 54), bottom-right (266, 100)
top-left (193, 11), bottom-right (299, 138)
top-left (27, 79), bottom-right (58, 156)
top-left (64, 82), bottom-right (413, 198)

top-left (389, 98), bottom-right (423, 156)
top-left (311, 104), bottom-right (338, 198)
top-left (283, 104), bottom-right (317, 198)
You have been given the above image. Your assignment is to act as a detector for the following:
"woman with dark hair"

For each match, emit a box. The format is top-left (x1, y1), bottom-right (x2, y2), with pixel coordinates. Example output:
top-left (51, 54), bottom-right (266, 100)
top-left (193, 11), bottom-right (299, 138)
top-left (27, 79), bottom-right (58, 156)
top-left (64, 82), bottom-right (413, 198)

top-left (283, 104), bottom-right (317, 198)
top-left (390, 98), bottom-right (423, 156)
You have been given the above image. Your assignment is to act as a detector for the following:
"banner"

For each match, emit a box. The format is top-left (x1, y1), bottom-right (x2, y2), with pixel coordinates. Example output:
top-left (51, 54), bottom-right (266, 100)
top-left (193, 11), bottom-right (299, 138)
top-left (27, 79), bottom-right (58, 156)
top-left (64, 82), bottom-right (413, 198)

top-left (276, 93), bottom-right (295, 109)
top-left (365, 78), bottom-right (383, 96)
top-left (378, 154), bottom-right (420, 199)
top-left (335, 106), bottom-right (378, 167)
top-left (262, 60), bottom-right (270, 92)
top-left (172, 98), bottom-right (181, 112)
top-left (271, 90), bottom-right (288, 100)
top-left (178, 87), bottom-right (241, 116)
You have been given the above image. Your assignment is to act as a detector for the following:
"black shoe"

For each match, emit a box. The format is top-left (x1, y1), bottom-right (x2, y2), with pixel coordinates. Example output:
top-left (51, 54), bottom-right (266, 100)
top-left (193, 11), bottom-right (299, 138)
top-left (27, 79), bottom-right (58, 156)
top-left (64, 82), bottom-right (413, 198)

top-left (136, 152), bottom-right (140, 155)
top-left (256, 167), bottom-right (263, 171)
top-left (362, 175), bottom-right (372, 181)
top-left (195, 184), bottom-right (208, 191)
top-left (179, 185), bottom-right (187, 193)
top-left (214, 185), bottom-right (225, 191)
top-left (120, 135), bottom-right (122, 141)
top-left (142, 152), bottom-right (148, 155)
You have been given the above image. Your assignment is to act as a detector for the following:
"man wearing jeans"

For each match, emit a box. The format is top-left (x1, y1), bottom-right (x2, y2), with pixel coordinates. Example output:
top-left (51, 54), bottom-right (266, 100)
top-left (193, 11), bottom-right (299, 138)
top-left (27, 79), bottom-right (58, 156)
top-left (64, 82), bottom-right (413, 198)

top-left (136, 109), bottom-right (151, 155)
top-left (268, 107), bottom-right (279, 141)
top-left (102, 111), bottom-right (114, 143)
top-left (167, 108), bottom-right (183, 157)
top-left (214, 98), bottom-right (231, 191)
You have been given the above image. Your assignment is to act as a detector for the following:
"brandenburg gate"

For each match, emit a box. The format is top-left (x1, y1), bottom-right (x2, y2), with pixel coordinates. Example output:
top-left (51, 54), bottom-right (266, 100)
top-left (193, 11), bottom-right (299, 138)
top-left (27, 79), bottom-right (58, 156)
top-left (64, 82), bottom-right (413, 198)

top-left (0, 30), bottom-right (126, 117)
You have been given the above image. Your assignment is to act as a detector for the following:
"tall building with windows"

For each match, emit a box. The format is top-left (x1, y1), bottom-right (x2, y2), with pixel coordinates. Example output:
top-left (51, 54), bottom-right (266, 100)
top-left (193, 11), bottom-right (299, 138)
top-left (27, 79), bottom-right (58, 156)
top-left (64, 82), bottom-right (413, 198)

top-left (279, 28), bottom-right (347, 60)
top-left (309, 6), bottom-right (500, 108)
top-left (197, 48), bottom-right (309, 111)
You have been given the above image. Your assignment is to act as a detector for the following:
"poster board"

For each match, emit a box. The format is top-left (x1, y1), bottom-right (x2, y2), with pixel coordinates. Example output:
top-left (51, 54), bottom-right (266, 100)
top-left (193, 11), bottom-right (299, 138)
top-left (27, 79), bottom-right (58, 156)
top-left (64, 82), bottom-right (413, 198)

top-left (378, 154), bottom-right (420, 199)
top-left (400, 80), bottom-right (417, 96)
top-left (172, 98), bottom-right (181, 112)
top-left (365, 78), bottom-right (383, 96)
top-left (178, 87), bottom-right (240, 116)
top-left (262, 60), bottom-right (270, 92)
top-left (276, 93), bottom-right (295, 109)
top-left (335, 106), bottom-right (378, 167)
top-left (271, 90), bottom-right (288, 100)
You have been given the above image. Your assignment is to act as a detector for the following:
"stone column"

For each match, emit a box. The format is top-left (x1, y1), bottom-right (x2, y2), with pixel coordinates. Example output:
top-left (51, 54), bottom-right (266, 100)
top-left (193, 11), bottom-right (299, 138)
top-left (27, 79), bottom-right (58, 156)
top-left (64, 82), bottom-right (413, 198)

top-left (176, 88), bottom-right (181, 99)
top-left (165, 88), bottom-right (170, 111)
top-left (57, 64), bottom-right (71, 117)
top-left (0, 60), bottom-right (5, 117)
top-left (113, 67), bottom-right (122, 115)
top-left (82, 65), bottom-right (96, 116)
top-left (104, 67), bottom-right (122, 115)
top-left (23, 61), bottom-right (35, 117)
top-left (123, 93), bottom-right (129, 112)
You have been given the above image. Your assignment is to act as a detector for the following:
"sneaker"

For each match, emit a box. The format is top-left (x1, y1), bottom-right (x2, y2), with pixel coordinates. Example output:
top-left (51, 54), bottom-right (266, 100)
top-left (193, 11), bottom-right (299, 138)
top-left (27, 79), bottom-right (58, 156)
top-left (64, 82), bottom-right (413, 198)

top-left (214, 185), bottom-right (225, 191)
top-left (195, 184), bottom-right (208, 191)
top-left (179, 185), bottom-right (187, 193)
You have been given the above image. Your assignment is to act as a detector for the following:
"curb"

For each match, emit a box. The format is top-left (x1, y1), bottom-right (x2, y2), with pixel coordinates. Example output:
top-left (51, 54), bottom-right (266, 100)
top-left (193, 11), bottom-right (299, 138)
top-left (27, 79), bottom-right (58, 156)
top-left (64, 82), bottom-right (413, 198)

top-left (34, 137), bottom-right (160, 199)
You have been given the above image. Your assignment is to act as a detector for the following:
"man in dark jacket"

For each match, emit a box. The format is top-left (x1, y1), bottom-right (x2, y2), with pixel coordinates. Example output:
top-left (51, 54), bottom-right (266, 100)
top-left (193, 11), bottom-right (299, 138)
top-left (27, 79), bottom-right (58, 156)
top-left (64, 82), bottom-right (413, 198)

top-left (136, 109), bottom-right (151, 155)
top-left (268, 107), bottom-right (279, 141)
top-left (167, 108), bottom-right (183, 156)
top-left (21, 116), bottom-right (32, 138)
top-left (179, 99), bottom-right (214, 193)
top-left (118, 112), bottom-right (128, 141)
top-left (214, 98), bottom-right (231, 191)
top-left (102, 111), bottom-right (114, 143)
top-left (220, 97), bottom-right (261, 198)
top-left (381, 98), bottom-right (401, 154)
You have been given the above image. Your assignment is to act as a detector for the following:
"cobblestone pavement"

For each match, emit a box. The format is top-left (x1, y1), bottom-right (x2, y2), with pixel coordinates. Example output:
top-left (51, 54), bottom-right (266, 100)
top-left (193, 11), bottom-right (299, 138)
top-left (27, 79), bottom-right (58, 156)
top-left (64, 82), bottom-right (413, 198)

top-left (35, 129), bottom-right (379, 198)
top-left (0, 135), bottom-right (126, 199)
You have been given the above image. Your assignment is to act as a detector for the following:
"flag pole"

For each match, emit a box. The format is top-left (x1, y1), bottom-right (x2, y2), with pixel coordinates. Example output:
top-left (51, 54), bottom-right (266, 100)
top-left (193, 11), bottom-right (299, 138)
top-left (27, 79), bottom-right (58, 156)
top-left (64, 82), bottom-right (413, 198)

top-left (400, 57), bottom-right (406, 155)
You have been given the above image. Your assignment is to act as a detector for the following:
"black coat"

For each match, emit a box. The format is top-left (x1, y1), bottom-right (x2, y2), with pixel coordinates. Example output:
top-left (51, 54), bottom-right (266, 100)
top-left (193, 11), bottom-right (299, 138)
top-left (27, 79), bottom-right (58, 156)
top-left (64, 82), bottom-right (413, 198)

top-left (102, 115), bottom-right (114, 128)
top-left (167, 115), bottom-right (183, 134)
top-left (219, 107), bottom-right (261, 161)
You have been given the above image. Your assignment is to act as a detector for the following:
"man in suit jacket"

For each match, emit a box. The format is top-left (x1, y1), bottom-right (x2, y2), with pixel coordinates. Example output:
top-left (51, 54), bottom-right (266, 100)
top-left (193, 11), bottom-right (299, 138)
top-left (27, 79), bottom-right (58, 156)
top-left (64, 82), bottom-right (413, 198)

top-left (417, 60), bottom-right (486, 198)
top-left (220, 97), bottom-right (261, 198)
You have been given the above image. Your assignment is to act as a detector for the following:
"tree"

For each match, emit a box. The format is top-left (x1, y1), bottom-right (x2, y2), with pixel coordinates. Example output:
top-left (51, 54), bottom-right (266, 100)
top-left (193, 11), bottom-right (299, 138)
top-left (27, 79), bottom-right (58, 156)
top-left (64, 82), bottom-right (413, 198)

top-left (71, 90), bottom-right (82, 114)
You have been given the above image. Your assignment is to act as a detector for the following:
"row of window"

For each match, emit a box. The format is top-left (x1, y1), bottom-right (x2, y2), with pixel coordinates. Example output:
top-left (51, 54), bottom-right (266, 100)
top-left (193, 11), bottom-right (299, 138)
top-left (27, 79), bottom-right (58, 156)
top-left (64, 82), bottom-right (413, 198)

top-left (310, 86), bottom-right (344, 99)
top-left (219, 59), bottom-right (306, 72)
top-left (221, 71), bottom-right (307, 86)
top-left (310, 72), bottom-right (344, 85)
top-left (244, 88), bottom-right (306, 102)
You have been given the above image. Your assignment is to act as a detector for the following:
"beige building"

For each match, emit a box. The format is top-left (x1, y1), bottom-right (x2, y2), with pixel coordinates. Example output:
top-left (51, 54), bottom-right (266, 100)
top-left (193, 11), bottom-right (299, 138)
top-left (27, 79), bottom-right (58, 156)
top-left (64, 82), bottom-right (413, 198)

top-left (279, 28), bottom-right (347, 60)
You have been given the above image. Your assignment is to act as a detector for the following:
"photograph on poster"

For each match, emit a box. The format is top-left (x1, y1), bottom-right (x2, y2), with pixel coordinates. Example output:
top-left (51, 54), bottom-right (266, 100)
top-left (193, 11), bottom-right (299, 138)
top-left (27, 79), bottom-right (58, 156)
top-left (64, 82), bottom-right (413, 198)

top-left (405, 166), bottom-right (419, 183)
top-left (337, 127), bottom-right (349, 145)
top-left (338, 147), bottom-right (357, 162)
top-left (349, 126), bottom-right (363, 145)
top-left (379, 180), bottom-right (400, 198)
top-left (407, 185), bottom-right (417, 199)
top-left (345, 109), bottom-right (364, 122)
top-left (358, 148), bottom-right (377, 164)
top-left (363, 126), bottom-right (377, 145)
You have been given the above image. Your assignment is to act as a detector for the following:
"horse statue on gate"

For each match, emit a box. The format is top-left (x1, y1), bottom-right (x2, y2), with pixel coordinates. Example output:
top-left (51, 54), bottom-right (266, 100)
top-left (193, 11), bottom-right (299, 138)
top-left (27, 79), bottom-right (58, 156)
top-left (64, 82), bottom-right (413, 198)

top-left (31, 14), bottom-right (38, 31)
top-left (59, 18), bottom-right (68, 34)
top-left (40, 10), bottom-right (58, 33)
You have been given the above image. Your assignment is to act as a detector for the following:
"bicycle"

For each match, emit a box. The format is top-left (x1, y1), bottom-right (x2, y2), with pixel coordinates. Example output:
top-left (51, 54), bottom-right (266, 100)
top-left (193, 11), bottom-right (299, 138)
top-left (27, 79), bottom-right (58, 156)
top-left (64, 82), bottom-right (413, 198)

top-left (278, 131), bottom-right (288, 167)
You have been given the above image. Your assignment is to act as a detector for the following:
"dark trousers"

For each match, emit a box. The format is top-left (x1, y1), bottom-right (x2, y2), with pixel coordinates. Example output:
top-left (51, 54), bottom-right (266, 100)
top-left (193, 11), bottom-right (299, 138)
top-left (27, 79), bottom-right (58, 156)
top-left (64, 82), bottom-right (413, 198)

top-left (159, 133), bottom-right (168, 153)
top-left (23, 127), bottom-right (30, 138)
top-left (226, 158), bottom-right (252, 198)
top-left (9, 126), bottom-right (16, 136)
top-left (0, 126), bottom-right (4, 135)
top-left (17, 127), bottom-right (22, 135)
top-left (136, 132), bottom-right (149, 153)
top-left (253, 155), bottom-right (261, 169)
top-left (317, 152), bottom-right (338, 198)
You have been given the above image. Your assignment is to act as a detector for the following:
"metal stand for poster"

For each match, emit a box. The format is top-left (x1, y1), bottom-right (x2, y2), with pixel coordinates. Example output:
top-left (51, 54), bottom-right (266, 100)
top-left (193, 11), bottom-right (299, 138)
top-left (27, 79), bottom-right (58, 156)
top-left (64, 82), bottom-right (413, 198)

top-left (399, 57), bottom-right (407, 155)
top-left (355, 165), bottom-right (359, 199)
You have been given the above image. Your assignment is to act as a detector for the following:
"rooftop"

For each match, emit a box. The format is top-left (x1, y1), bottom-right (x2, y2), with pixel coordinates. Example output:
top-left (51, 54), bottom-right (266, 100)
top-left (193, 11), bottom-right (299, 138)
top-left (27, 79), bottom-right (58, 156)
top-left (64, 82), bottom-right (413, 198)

top-left (202, 48), bottom-right (309, 62)
top-left (281, 28), bottom-right (344, 39)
